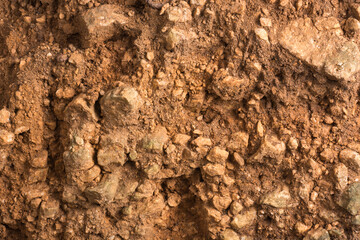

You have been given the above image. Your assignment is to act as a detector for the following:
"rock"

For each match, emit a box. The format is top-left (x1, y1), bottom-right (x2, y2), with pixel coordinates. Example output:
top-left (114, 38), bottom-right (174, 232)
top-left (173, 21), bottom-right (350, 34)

top-left (142, 126), bottom-right (169, 151)
top-left (205, 206), bottom-right (222, 222)
top-left (319, 208), bottom-right (339, 223)
top-left (173, 133), bottom-right (191, 145)
top-left (63, 143), bottom-right (95, 172)
top-left (303, 228), bottom-right (330, 240)
top-left (190, 0), bottom-right (207, 6)
top-left (77, 4), bottom-right (137, 47)
top-left (298, 178), bottom-right (314, 202)
top-left (339, 149), bottom-right (360, 171)
top-left (261, 185), bottom-right (296, 208)
top-left (206, 147), bottom-right (229, 164)
top-left (339, 182), bottom-right (360, 215)
top-left (259, 17), bottom-right (272, 27)
top-left (28, 168), bottom-right (48, 183)
top-left (192, 137), bottom-right (212, 147)
top-left (64, 94), bottom-right (98, 124)
top-left (231, 208), bottom-right (257, 230)
top-left (248, 134), bottom-right (285, 165)
top-left (352, 215), bottom-right (360, 225)
top-left (0, 108), bottom-right (10, 124)
top-left (85, 173), bottom-right (119, 204)
top-left (307, 159), bottom-right (322, 179)
top-left (230, 201), bottom-right (244, 215)
top-left (133, 180), bottom-right (156, 200)
top-left (227, 131), bottom-right (249, 154)
top-left (254, 28), bottom-right (269, 43)
top-left (0, 151), bottom-right (8, 171)
top-left (279, 17), bottom-right (360, 82)
top-left (166, 1), bottom-right (192, 23)
top-left (295, 222), bottom-right (311, 234)
top-left (116, 178), bottom-right (138, 200)
top-left (167, 193), bottom-right (182, 207)
top-left (97, 132), bottom-right (128, 169)
top-left (202, 163), bottom-right (225, 176)
top-left (220, 229), bottom-right (240, 240)
top-left (233, 152), bottom-right (245, 166)
top-left (345, 18), bottom-right (360, 32)
top-left (144, 164), bottom-right (161, 177)
top-left (101, 86), bottom-right (143, 118)
top-left (287, 137), bottom-right (299, 150)
top-left (30, 150), bottom-right (48, 168)
top-left (0, 130), bottom-right (15, 145)
top-left (40, 199), bottom-right (60, 219)
top-left (79, 165), bottom-right (101, 183)
top-left (212, 194), bottom-right (232, 211)
top-left (320, 148), bottom-right (336, 163)
top-left (212, 69), bottom-right (250, 101)
top-left (352, 4), bottom-right (360, 20)
top-left (333, 163), bottom-right (348, 190)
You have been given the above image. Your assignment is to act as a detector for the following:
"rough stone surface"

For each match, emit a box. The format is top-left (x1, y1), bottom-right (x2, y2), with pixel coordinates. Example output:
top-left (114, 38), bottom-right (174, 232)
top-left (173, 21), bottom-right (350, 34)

top-left (231, 208), bottom-right (257, 230)
top-left (303, 228), bottom-right (330, 240)
top-left (206, 147), bottom-right (229, 164)
top-left (220, 229), bottom-right (240, 240)
top-left (339, 182), bottom-right (360, 215)
top-left (40, 199), bottom-right (60, 219)
top-left (85, 173), bottom-right (119, 204)
top-left (339, 149), bottom-right (360, 171)
top-left (248, 134), bottom-right (285, 164)
top-left (261, 185), bottom-right (296, 208)
top-left (279, 17), bottom-right (360, 82)
top-left (0, 130), bottom-right (14, 145)
top-left (0, 108), bottom-right (10, 124)
top-left (142, 126), bottom-right (169, 151)
top-left (333, 163), bottom-right (348, 190)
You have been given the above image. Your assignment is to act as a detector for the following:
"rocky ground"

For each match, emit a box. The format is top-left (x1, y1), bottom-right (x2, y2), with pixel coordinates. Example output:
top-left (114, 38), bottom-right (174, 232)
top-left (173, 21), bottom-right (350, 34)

top-left (1, 0), bottom-right (360, 239)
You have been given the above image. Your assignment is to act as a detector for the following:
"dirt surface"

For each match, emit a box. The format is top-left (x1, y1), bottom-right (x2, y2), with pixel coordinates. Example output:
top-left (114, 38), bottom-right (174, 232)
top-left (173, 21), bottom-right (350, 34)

top-left (2, 0), bottom-right (360, 239)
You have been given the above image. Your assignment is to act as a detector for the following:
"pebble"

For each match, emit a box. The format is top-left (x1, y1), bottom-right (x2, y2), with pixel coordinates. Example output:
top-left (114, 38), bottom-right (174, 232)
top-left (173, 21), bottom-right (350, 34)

top-left (40, 199), bottom-right (60, 219)
top-left (261, 185), bottom-right (296, 208)
top-left (248, 134), bottom-right (285, 164)
top-left (227, 131), bottom-right (249, 154)
top-left (295, 222), bottom-right (311, 234)
top-left (206, 147), bottom-right (229, 164)
top-left (303, 228), bottom-right (330, 240)
top-left (339, 182), bottom-right (360, 215)
top-left (259, 17), bottom-right (272, 27)
top-left (173, 133), bottom-right (191, 145)
top-left (345, 18), bottom-right (360, 32)
top-left (85, 173), bottom-right (119, 204)
top-left (230, 201), bottom-right (244, 215)
top-left (142, 126), bottom-right (169, 151)
top-left (220, 229), bottom-right (240, 240)
top-left (28, 168), bottom-right (48, 183)
top-left (0, 130), bottom-right (15, 145)
top-left (79, 165), bottom-right (101, 183)
top-left (63, 143), bottom-right (95, 172)
top-left (231, 208), bottom-right (257, 230)
top-left (192, 137), bottom-right (212, 148)
top-left (202, 163), bottom-right (225, 177)
top-left (166, 1), bottom-right (192, 23)
top-left (101, 86), bottom-right (143, 117)
top-left (287, 137), bottom-right (299, 150)
top-left (30, 150), bottom-right (48, 168)
top-left (333, 163), bottom-right (348, 190)
top-left (352, 4), bottom-right (360, 20)
top-left (254, 28), bottom-right (269, 43)
top-left (233, 152), bottom-right (245, 166)
top-left (212, 194), bottom-right (232, 211)
top-left (320, 148), bottom-right (336, 163)
top-left (167, 193), bottom-right (182, 207)
top-left (339, 149), bottom-right (360, 171)
top-left (0, 108), bottom-right (10, 124)
top-left (133, 180), bottom-right (156, 200)
top-left (352, 215), bottom-right (360, 225)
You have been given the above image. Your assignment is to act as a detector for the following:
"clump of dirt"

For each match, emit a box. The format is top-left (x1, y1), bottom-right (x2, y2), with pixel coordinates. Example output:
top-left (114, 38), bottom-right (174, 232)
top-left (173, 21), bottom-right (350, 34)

top-left (1, 0), bottom-right (360, 239)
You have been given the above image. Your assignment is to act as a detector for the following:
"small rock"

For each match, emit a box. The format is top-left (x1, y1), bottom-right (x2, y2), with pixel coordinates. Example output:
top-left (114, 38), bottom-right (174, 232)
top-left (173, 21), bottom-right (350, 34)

top-left (259, 17), bottom-right (272, 27)
top-left (0, 108), bottom-right (10, 124)
top-left (166, 1), bottom-right (192, 23)
top-left (295, 222), bottom-right (311, 234)
top-left (173, 133), bottom-right (191, 145)
top-left (320, 148), bottom-right (336, 163)
top-left (85, 173), bottom-right (119, 204)
top-left (230, 201), bottom-right (244, 215)
top-left (261, 185), bottom-right (296, 208)
top-left (205, 206), bottom-right (222, 222)
top-left (220, 229), bottom-right (240, 240)
top-left (248, 134), bottom-right (285, 165)
top-left (101, 86), bottom-right (143, 118)
top-left (78, 0), bottom-right (90, 5)
top-left (231, 208), bottom-right (257, 230)
top-left (192, 136), bottom-right (212, 148)
top-left (133, 180), bottom-right (156, 200)
top-left (77, 5), bottom-right (137, 47)
top-left (287, 137), bottom-right (299, 150)
top-left (142, 126), bottom-right (169, 151)
top-left (116, 178), bottom-right (138, 200)
top-left (64, 94), bottom-right (98, 127)
top-left (168, 193), bottom-right (182, 207)
top-left (30, 150), bottom-right (48, 168)
top-left (202, 163), bottom-right (225, 177)
top-left (206, 147), bottom-right (229, 164)
top-left (339, 182), bottom-right (360, 215)
top-left (319, 208), bottom-right (339, 223)
top-left (144, 164), bottom-right (161, 177)
top-left (0, 130), bottom-right (15, 145)
top-left (212, 194), bottom-right (232, 211)
top-left (233, 152), bottom-right (245, 166)
top-left (40, 199), bottom-right (60, 219)
top-left (298, 178), bottom-right (314, 202)
top-left (79, 165), bottom-right (101, 183)
top-left (254, 28), bottom-right (269, 43)
top-left (352, 215), bottom-right (360, 225)
top-left (28, 168), bottom-right (48, 183)
top-left (63, 143), bottom-right (95, 172)
top-left (352, 4), bottom-right (360, 20)
top-left (333, 163), bottom-right (348, 190)
top-left (339, 149), bottom-right (360, 171)
top-left (345, 18), bottom-right (360, 32)
top-left (303, 228), bottom-right (330, 240)
top-left (307, 159), bottom-right (322, 178)
top-left (227, 131), bottom-right (249, 154)
top-left (190, 0), bottom-right (207, 6)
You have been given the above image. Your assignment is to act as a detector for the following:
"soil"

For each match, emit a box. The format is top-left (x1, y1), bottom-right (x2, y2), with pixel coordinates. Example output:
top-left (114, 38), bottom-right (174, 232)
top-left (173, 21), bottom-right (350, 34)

top-left (1, 0), bottom-right (360, 239)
